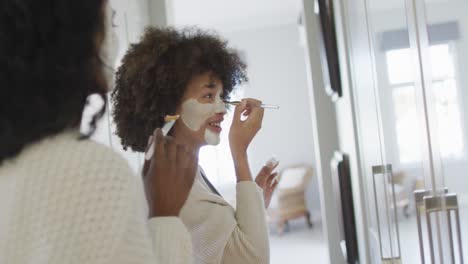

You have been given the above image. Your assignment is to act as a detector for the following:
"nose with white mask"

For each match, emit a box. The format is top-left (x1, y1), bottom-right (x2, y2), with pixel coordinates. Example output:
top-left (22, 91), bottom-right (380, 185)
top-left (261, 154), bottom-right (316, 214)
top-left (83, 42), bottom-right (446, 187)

top-left (180, 89), bottom-right (227, 145)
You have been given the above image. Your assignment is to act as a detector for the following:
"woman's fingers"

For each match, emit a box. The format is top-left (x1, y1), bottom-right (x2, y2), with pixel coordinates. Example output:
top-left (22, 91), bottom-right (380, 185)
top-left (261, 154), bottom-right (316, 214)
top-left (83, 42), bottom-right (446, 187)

top-left (241, 101), bottom-right (264, 130)
top-left (245, 98), bottom-right (262, 107)
top-left (268, 178), bottom-right (279, 193)
top-left (266, 158), bottom-right (279, 170)
top-left (144, 135), bottom-right (154, 160)
top-left (234, 98), bottom-right (263, 120)
top-left (256, 158), bottom-right (279, 188)
top-left (154, 128), bottom-right (166, 161)
top-left (142, 159), bottom-right (150, 178)
top-left (233, 99), bottom-right (248, 121)
top-left (255, 165), bottom-right (272, 185)
top-left (143, 129), bottom-right (163, 178)
top-left (247, 106), bottom-right (264, 124)
top-left (241, 99), bottom-right (262, 116)
top-left (166, 138), bottom-right (177, 164)
top-left (266, 172), bottom-right (278, 187)
top-left (175, 144), bottom-right (187, 169)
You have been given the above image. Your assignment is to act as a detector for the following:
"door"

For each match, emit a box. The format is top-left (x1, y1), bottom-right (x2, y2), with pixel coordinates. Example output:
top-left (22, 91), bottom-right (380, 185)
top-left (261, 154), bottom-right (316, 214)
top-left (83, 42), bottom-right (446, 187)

top-left (340, 0), bottom-right (451, 262)
top-left (411, 0), bottom-right (467, 262)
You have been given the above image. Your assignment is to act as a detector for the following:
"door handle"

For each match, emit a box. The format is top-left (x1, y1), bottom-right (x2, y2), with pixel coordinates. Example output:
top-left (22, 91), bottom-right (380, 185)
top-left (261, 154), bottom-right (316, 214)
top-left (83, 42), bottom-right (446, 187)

top-left (371, 164), bottom-right (402, 263)
top-left (415, 188), bottom-right (464, 263)
top-left (414, 187), bottom-right (448, 264)
top-left (424, 193), bottom-right (464, 264)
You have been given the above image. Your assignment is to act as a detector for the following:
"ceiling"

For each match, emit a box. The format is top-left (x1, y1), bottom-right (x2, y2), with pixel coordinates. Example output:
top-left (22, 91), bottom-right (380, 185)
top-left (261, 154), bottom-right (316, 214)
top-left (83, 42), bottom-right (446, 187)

top-left (169, 0), bottom-right (303, 33)
top-left (369, 0), bottom-right (452, 11)
top-left (167, 0), bottom-right (456, 33)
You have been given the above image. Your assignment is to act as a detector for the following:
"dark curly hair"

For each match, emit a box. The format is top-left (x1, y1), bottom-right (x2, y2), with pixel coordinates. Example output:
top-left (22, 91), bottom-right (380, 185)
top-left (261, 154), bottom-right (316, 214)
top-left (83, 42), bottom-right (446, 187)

top-left (112, 27), bottom-right (247, 152)
top-left (0, 0), bottom-right (108, 163)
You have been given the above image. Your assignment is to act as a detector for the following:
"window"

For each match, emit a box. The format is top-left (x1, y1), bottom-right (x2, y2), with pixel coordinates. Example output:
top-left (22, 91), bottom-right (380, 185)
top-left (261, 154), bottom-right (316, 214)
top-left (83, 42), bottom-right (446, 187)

top-left (386, 44), bottom-right (464, 163)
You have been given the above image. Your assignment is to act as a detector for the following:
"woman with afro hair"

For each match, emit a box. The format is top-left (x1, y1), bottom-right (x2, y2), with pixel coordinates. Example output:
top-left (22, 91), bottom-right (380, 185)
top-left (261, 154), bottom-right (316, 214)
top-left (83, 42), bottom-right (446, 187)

top-left (0, 1), bottom-right (197, 263)
top-left (112, 27), bottom-right (279, 264)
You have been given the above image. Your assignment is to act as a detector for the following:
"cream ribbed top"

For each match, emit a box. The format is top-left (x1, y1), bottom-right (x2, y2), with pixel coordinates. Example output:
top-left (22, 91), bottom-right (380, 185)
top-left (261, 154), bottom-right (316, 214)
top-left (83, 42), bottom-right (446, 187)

top-left (179, 168), bottom-right (270, 264)
top-left (0, 130), bottom-right (192, 264)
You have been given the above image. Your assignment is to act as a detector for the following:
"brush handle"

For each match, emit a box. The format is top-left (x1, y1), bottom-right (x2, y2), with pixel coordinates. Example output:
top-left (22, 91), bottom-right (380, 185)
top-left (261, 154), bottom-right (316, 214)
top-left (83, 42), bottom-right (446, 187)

top-left (224, 101), bottom-right (280, 109)
top-left (161, 120), bottom-right (176, 136)
top-left (145, 120), bottom-right (176, 161)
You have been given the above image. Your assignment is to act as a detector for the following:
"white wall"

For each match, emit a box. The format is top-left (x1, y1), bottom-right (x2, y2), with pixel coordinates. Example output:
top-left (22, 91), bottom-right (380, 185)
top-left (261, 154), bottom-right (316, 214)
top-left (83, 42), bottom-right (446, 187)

top-left (222, 24), bottom-right (320, 218)
top-left (169, 0), bottom-right (302, 34)
top-left (84, 0), bottom-right (152, 173)
top-left (224, 25), bottom-right (315, 173)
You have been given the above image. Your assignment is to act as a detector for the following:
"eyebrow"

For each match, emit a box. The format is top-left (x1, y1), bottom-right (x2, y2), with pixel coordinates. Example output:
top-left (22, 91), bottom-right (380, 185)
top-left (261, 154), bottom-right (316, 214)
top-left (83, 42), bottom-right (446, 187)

top-left (203, 82), bottom-right (216, 89)
top-left (201, 84), bottom-right (223, 96)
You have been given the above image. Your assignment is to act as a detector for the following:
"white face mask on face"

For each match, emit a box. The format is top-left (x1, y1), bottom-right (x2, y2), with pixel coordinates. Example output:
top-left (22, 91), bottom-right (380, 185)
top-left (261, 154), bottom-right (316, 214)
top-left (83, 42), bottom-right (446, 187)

top-left (100, 3), bottom-right (119, 91)
top-left (180, 89), bottom-right (226, 145)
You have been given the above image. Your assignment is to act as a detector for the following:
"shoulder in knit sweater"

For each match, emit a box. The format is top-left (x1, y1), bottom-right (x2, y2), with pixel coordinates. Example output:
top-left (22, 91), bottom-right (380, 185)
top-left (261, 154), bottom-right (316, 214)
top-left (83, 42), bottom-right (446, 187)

top-left (0, 130), bottom-right (142, 263)
top-left (0, 130), bottom-right (138, 203)
top-left (6, 130), bottom-right (134, 178)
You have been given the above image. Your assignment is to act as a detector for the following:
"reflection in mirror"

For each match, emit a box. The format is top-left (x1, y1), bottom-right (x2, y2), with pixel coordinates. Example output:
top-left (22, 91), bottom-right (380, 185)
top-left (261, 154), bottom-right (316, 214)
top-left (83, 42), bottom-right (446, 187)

top-left (170, 1), bottom-right (325, 263)
top-left (423, 0), bottom-right (468, 259)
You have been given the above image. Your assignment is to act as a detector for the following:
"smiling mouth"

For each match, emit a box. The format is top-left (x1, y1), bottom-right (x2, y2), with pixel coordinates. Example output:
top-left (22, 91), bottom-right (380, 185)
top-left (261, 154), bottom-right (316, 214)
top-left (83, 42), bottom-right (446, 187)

top-left (207, 121), bottom-right (222, 133)
top-left (209, 122), bottom-right (221, 128)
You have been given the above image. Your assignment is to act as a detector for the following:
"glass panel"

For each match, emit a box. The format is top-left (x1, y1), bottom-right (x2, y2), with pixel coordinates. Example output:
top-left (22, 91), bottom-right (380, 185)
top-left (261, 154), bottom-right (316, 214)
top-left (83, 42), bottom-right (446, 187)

top-left (343, 0), bottom-right (388, 261)
top-left (421, 0), bottom-right (468, 261)
top-left (392, 85), bottom-right (423, 164)
top-left (432, 79), bottom-right (464, 160)
top-left (387, 49), bottom-right (416, 85)
top-left (369, 0), bottom-right (429, 262)
top-left (355, 0), bottom-right (432, 262)
top-left (343, 0), bottom-right (433, 261)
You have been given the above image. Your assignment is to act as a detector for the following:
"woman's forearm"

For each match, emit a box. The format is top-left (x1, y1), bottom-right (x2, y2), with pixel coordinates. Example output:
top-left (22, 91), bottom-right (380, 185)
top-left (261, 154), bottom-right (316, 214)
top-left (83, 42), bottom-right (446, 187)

top-left (232, 151), bottom-right (253, 182)
top-left (230, 181), bottom-right (270, 263)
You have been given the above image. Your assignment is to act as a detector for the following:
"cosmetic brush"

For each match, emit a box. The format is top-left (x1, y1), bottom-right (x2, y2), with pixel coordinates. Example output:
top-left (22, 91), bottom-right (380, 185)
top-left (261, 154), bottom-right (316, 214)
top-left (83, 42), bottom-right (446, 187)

top-left (161, 115), bottom-right (179, 136)
top-left (224, 100), bottom-right (280, 109)
top-left (145, 114), bottom-right (180, 160)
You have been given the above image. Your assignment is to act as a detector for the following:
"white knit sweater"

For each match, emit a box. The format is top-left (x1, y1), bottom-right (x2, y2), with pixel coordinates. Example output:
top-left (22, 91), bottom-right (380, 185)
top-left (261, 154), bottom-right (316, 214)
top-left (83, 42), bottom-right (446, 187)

top-left (0, 130), bottom-right (192, 264)
top-left (179, 168), bottom-right (270, 264)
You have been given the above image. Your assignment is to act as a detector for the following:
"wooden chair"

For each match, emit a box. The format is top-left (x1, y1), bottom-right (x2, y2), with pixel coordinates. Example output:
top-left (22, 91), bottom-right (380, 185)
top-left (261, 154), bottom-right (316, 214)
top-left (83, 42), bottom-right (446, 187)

top-left (268, 164), bottom-right (313, 234)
